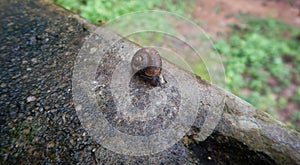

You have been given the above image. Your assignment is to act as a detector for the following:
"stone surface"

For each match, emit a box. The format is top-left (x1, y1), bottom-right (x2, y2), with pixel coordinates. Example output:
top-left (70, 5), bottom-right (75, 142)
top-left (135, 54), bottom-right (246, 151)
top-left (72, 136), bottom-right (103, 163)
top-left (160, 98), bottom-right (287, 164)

top-left (0, 0), bottom-right (299, 164)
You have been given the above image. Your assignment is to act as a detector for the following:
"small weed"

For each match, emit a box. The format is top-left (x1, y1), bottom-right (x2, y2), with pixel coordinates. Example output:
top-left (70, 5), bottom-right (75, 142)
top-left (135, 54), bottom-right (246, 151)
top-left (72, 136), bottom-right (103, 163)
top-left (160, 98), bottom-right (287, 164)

top-left (213, 5), bottom-right (221, 14)
top-left (53, 0), bottom-right (190, 23)
top-left (216, 16), bottom-right (300, 127)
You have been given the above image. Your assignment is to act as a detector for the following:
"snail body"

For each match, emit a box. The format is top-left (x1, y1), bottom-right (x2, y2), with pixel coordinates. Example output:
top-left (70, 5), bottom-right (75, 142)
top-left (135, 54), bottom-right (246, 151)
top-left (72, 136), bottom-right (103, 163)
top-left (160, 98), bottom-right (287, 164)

top-left (131, 48), bottom-right (162, 86)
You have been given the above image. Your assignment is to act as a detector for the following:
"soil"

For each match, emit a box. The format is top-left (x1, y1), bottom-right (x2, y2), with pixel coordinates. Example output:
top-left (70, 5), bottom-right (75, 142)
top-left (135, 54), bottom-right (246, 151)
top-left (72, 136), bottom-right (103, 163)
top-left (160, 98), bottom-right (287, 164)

top-left (191, 0), bottom-right (300, 38)
top-left (187, 0), bottom-right (300, 129)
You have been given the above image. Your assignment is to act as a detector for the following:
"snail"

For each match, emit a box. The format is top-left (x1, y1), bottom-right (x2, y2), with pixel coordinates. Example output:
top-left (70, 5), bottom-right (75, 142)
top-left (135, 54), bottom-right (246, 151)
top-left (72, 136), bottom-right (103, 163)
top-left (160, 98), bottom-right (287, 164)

top-left (131, 48), bottom-right (163, 86)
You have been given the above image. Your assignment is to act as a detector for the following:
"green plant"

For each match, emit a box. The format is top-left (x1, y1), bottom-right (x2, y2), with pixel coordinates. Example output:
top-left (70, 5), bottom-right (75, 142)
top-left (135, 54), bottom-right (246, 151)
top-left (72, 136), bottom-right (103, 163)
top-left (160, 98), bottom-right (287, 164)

top-left (216, 16), bottom-right (300, 121)
top-left (290, 110), bottom-right (300, 130)
top-left (292, 87), bottom-right (300, 102)
top-left (53, 0), bottom-right (190, 23)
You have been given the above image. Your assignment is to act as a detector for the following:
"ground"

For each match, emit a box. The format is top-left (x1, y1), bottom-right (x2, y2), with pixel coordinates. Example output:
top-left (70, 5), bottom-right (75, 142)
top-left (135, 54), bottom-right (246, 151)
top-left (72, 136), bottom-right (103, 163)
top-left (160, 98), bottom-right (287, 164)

top-left (192, 0), bottom-right (300, 38)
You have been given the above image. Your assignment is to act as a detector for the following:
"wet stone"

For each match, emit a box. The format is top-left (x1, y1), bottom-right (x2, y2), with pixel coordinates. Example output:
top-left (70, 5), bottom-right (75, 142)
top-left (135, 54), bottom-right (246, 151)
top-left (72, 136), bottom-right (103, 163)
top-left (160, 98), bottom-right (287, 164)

top-left (26, 96), bottom-right (36, 102)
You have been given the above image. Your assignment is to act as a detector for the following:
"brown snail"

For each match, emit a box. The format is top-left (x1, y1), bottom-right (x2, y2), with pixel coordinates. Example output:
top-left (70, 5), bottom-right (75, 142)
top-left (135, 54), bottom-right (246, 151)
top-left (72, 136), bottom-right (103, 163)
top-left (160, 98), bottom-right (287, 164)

top-left (131, 48), bottom-right (162, 86)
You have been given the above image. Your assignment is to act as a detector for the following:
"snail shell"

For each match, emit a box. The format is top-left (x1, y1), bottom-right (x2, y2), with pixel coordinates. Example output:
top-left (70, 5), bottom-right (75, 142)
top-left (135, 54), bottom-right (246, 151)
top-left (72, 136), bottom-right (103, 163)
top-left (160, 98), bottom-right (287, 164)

top-left (131, 48), bottom-right (162, 77)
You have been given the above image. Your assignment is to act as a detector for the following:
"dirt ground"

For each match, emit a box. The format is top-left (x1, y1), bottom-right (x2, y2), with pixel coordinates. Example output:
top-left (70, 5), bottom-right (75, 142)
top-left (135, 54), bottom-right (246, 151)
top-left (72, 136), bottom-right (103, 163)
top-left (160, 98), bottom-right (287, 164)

top-left (188, 0), bottom-right (300, 127)
top-left (192, 0), bottom-right (300, 37)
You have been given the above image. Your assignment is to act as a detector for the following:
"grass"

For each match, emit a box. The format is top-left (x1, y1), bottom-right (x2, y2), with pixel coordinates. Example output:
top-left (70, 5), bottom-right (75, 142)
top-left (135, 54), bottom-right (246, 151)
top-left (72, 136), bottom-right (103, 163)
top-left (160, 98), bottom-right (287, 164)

top-left (53, 0), bottom-right (190, 23)
top-left (215, 16), bottom-right (300, 130)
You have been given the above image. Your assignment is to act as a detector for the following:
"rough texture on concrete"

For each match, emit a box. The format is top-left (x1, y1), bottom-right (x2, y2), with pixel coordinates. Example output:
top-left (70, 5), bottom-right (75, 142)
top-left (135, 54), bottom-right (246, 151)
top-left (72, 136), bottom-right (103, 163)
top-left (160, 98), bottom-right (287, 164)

top-left (0, 0), bottom-right (299, 164)
top-left (0, 0), bottom-right (96, 163)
